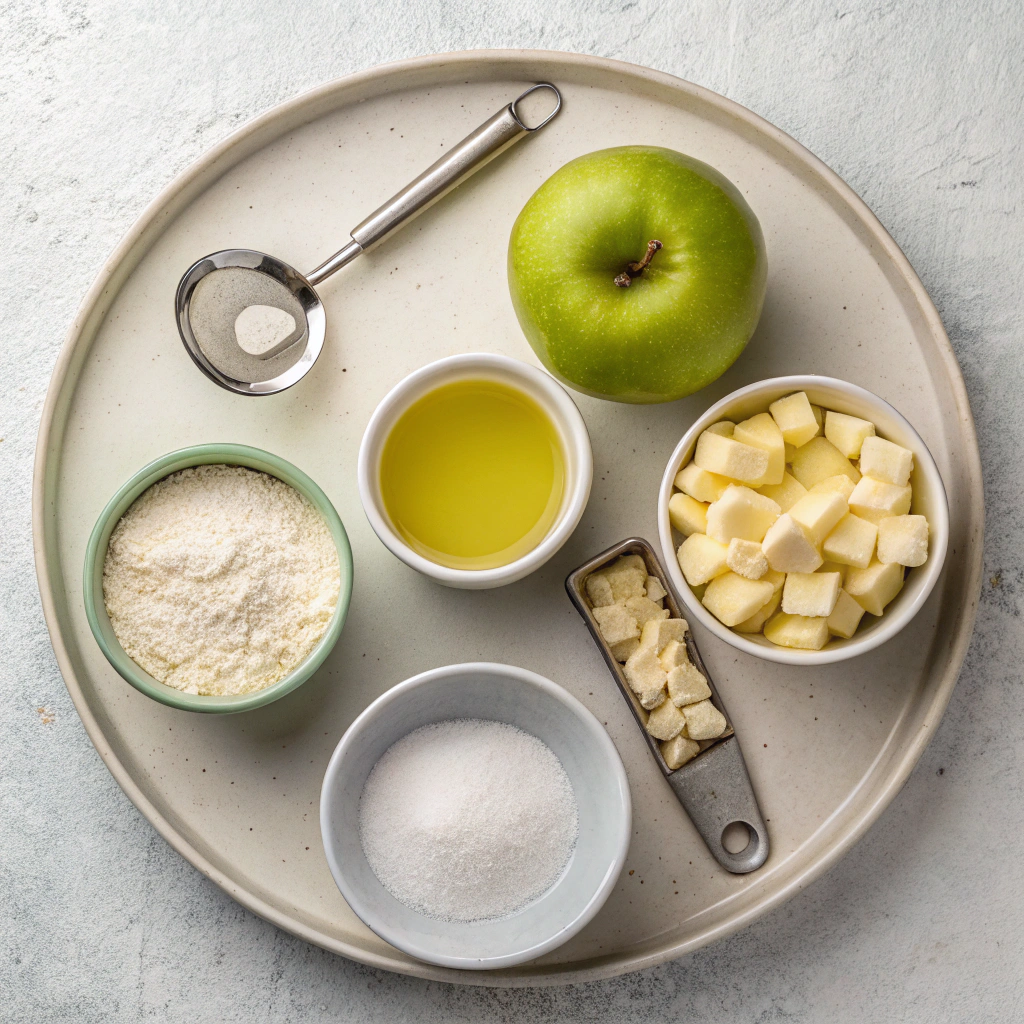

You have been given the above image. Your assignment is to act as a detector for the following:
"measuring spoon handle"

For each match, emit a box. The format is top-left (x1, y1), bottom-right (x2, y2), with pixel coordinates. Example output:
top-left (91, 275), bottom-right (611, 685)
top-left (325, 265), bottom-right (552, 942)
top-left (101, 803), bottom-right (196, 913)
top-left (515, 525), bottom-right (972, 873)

top-left (306, 83), bottom-right (561, 286)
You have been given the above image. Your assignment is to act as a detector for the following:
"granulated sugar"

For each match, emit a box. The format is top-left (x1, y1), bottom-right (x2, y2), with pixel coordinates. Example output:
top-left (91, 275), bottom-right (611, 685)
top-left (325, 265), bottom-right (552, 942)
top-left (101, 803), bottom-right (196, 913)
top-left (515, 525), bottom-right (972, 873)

top-left (102, 464), bottom-right (340, 696)
top-left (358, 719), bottom-right (579, 922)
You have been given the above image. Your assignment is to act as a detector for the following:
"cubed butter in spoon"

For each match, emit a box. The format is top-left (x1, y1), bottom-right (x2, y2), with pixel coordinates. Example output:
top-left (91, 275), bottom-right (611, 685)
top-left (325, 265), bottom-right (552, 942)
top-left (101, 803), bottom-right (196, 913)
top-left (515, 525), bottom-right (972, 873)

top-left (234, 304), bottom-right (300, 358)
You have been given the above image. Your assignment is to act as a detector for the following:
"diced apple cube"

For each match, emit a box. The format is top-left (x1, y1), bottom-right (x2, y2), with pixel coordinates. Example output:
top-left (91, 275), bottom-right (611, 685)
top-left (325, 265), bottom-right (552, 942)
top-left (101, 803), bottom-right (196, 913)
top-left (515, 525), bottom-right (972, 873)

top-left (844, 558), bottom-right (905, 616)
top-left (782, 571), bottom-right (842, 617)
top-left (726, 537), bottom-right (768, 580)
top-left (757, 471), bottom-right (808, 512)
top-left (788, 490), bottom-right (849, 546)
top-left (682, 699), bottom-right (728, 740)
top-left (705, 421), bottom-right (735, 436)
top-left (592, 603), bottom-right (639, 644)
top-left (764, 611), bottom-right (830, 650)
top-left (669, 492), bottom-right (708, 537)
top-left (702, 572), bottom-right (776, 627)
top-left (645, 698), bottom-right (688, 741)
top-left (639, 617), bottom-right (688, 654)
top-left (658, 639), bottom-right (687, 670)
top-left (706, 485), bottom-right (781, 543)
top-left (859, 436), bottom-right (914, 487)
top-left (677, 534), bottom-right (730, 586)
top-left (609, 637), bottom-right (640, 662)
top-left (762, 514), bottom-right (823, 573)
top-left (694, 431), bottom-right (770, 484)
top-left (585, 572), bottom-right (615, 608)
top-left (624, 595), bottom-right (670, 627)
top-left (877, 514), bottom-right (929, 567)
top-left (660, 734), bottom-right (700, 770)
top-left (734, 589), bottom-right (781, 633)
top-left (764, 567), bottom-right (786, 593)
top-left (822, 513), bottom-right (877, 568)
top-left (675, 462), bottom-right (732, 504)
top-left (827, 589), bottom-right (866, 638)
top-left (769, 392), bottom-right (819, 447)
top-left (849, 476), bottom-right (912, 524)
top-left (824, 410), bottom-right (876, 458)
top-left (667, 661), bottom-right (712, 706)
top-left (818, 561), bottom-right (848, 583)
top-left (789, 437), bottom-right (861, 489)
top-left (810, 404), bottom-right (824, 435)
top-left (733, 412), bottom-right (786, 486)
top-left (645, 575), bottom-right (668, 602)
top-left (808, 474), bottom-right (857, 500)
top-left (623, 645), bottom-right (668, 709)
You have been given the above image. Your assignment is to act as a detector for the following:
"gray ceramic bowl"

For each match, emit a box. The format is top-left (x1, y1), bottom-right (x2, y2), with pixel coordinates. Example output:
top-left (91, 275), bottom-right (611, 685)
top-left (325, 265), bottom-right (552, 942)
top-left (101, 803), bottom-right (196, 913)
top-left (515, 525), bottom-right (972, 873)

top-left (319, 662), bottom-right (631, 970)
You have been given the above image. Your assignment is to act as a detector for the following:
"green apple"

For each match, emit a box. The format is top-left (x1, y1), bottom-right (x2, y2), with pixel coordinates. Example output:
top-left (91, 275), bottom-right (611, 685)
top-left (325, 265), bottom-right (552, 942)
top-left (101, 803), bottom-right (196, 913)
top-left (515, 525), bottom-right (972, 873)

top-left (508, 146), bottom-right (766, 403)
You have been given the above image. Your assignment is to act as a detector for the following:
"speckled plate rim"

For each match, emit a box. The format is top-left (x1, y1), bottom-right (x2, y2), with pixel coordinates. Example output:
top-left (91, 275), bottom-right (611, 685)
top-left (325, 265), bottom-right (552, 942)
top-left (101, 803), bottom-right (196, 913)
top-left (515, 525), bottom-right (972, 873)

top-left (32, 50), bottom-right (983, 986)
top-left (82, 443), bottom-right (354, 714)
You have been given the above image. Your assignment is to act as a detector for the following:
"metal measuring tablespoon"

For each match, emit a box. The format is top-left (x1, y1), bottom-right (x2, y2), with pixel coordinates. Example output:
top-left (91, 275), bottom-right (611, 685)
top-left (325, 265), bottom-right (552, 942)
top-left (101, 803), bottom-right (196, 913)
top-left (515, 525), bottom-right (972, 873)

top-left (175, 83), bottom-right (562, 396)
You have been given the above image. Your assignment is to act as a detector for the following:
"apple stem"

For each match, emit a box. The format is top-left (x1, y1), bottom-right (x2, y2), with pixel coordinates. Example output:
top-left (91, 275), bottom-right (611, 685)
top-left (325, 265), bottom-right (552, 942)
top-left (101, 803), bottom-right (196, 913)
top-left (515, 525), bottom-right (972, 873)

top-left (614, 240), bottom-right (663, 287)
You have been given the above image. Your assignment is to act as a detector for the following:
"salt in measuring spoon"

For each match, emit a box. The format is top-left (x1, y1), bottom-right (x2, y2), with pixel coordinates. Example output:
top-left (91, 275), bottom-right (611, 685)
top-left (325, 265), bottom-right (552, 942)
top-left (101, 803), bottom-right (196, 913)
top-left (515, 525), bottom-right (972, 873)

top-left (175, 83), bottom-right (562, 396)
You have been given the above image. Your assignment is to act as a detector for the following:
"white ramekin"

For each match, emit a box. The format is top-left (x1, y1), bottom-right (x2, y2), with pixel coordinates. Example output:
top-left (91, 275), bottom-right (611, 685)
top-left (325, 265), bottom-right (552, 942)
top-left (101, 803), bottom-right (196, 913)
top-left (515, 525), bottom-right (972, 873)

top-left (357, 353), bottom-right (593, 589)
top-left (658, 375), bottom-right (950, 665)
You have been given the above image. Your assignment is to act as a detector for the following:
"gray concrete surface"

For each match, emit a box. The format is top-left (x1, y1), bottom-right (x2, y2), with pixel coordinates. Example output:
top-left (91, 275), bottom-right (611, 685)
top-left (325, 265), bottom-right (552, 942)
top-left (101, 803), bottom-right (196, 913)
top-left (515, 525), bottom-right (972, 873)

top-left (2, 1), bottom-right (1022, 1020)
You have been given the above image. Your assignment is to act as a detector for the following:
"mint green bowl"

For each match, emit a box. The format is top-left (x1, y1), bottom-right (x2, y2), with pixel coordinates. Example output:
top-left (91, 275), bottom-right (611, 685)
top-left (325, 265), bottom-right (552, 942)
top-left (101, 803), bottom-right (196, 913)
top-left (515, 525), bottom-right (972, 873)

top-left (83, 443), bottom-right (353, 714)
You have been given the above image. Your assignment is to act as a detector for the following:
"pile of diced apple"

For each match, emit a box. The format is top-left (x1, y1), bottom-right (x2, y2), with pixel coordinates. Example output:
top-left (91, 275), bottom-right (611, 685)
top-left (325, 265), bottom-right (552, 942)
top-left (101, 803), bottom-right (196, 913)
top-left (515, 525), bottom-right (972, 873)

top-left (669, 391), bottom-right (929, 651)
top-left (586, 555), bottom-right (728, 769)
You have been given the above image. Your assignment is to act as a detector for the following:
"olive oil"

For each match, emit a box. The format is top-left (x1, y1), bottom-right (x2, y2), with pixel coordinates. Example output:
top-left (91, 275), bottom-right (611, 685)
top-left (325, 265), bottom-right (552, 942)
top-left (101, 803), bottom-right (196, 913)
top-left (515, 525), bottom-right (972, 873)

top-left (380, 379), bottom-right (565, 570)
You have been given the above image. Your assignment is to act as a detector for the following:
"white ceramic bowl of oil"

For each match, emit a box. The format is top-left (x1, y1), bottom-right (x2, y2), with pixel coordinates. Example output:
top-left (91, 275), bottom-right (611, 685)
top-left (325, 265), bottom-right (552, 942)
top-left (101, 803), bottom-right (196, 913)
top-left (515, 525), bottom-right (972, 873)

top-left (356, 353), bottom-right (593, 589)
top-left (658, 375), bottom-right (950, 666)
top-left (319, 662), bottom-right (632, 970)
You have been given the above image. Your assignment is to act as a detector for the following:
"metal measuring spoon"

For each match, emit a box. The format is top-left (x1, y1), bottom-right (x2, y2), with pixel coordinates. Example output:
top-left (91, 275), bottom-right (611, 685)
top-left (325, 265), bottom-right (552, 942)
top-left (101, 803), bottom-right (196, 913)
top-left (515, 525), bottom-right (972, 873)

top-left (175, 83), bottom-right (562, 396)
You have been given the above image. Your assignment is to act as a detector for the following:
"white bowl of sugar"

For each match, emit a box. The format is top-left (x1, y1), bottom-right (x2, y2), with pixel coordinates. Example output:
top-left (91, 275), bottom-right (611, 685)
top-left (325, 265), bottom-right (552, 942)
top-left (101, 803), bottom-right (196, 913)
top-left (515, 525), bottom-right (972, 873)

top-left (319, 663), bottom-right (631, 970)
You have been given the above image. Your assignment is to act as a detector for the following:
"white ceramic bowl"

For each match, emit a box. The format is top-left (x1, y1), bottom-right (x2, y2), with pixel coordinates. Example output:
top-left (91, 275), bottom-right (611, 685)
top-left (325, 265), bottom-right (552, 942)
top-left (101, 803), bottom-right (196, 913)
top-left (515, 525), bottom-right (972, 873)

top-left (319, 662), bottom-right (631, 970)
top-left (357, 353), bottom-right (593, 589)
top-left (658, 375), bottom-right (949, 665)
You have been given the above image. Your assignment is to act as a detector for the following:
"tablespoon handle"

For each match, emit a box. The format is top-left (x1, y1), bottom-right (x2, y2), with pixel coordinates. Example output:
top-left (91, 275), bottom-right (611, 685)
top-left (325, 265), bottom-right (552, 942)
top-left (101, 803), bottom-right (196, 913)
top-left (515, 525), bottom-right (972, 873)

top-left (305, 83), bottom-right (561, 286)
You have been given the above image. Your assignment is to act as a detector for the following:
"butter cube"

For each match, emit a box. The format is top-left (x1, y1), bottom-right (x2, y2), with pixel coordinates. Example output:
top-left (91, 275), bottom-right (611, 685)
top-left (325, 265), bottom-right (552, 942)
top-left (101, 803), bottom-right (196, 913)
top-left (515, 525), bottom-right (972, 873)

top-left (667, 661), bottom-right (712, 706)
top-left (762, 514), bottom-right (824, 573)
top-left (733, 413), bottom-right (786, 486)
top-left (609, 637), bottom-right (640, 663)
top-left (824, 411), bottom-right (876, 458)
top-left (789, 437), bottom-right (861, 489)
top-left (585, 573), bottom-right (615, 608)
top-left (827, 588), bottom-right (866, 639)
top-left (877, 515), bottom-right (929, 567)
top-left (822, 513), bottom-right (877, 568)
top-left (624, 595), bottom-right (670, 627)
top-left (677, 534), bottom-right (730, 586)
top-left (694, 431), bottom-right (770, 484)
top-left (682, 699), bottom-right (728, 740)
top-left (789, 490), bottom-right (849, 546)
top-left (734, 589), bottom-right (781, 633)
top-left (783, 571), bottom-right (842, 617)
top-left (706, 485), bottom-right (781, 543)
top-left (623, 645), bottom-right (668, 709)
top-left (702, 572), bottom-right (776, 627)
top-left (661, 734), bottom-right (700, 770)
top-left (645, 575), bottom-right (668, 602)
top-left (849, 476), bottom-right (912, 524)
top-left (658, 639), bottom-right (688, 671)
top-left (592, 603), bottom-right (639, 645)
top-left (808, 474), bottom-right (857, 501)
top-left (845, 558), bottom-right (905, 616)
top-left (859, 436), bottom-right (914, 487)
top-left (764, 611), bottom-right (830, 650)
top-left (669, 492), bottom-right (708, 537)
top-left (705, 420), bottom-right (735, 436)
top-left (769, 392), bottom-right (819, 448)
top-left (645, 698), bottom-right (688, 741)
top-left (674, 462), bottom-right (732, 504)
top-left (639, 617), bottom-right (688, 654)
top-left (758, 471), bottom-right (808, 512)
top-left (727, 537), bottom-right (769, 580)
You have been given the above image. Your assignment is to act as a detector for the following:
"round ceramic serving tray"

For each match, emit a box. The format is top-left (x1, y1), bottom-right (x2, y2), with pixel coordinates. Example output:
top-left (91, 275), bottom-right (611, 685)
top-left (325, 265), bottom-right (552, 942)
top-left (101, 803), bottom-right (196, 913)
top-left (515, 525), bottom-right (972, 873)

top-left (33, 51), bottom-right (983, 986)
